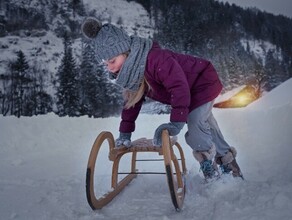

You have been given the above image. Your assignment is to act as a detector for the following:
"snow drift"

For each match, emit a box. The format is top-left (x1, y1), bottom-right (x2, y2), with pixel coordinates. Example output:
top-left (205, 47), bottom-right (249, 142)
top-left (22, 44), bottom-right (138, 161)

top-left (0, 79), bottom-right (292, 220)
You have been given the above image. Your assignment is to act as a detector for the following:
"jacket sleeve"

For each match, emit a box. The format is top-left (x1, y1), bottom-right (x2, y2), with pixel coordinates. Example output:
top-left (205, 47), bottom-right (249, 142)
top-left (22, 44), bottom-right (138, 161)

top-left (119, 96), bottom-right (145, 133)
top-left (155, 55), bottom-right (190, 122)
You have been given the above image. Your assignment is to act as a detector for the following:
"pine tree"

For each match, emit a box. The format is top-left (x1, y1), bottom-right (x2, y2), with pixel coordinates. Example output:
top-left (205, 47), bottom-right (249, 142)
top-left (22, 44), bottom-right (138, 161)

top-left (1, 51), bottom-right (53, 116)
top-left (103, 80), bottom-right (123, 117)
top-left (253, 61), bottom-right (266, 98)
top-left (71, 0), bottom-right (86, 17)
top-left (56, 32), bottom-right (80, 116)
top-left (79, 41), bottom-right (123, 117)
top-left (29, 65), bottom-right (53, 115)
top-left (264, 49), bottom-right (286, 90)
top-left (9, 50), bottom-right (31, 117)
top-left (0, 74), bottom-right (10, 115)
top-left (79, 41), bottom-right (101, 117)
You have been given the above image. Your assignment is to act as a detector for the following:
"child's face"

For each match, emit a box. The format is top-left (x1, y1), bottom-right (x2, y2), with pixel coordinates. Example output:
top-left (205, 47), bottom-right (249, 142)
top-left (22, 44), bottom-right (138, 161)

top-left (105, 54), bottom-right (127, 76)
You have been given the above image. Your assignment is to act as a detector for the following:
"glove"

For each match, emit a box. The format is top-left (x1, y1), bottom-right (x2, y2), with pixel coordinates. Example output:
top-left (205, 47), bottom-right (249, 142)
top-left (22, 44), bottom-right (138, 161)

top-left (153, 122), bottom-right (185, 146)
top-left (115, 132), bottom-right (132, 147)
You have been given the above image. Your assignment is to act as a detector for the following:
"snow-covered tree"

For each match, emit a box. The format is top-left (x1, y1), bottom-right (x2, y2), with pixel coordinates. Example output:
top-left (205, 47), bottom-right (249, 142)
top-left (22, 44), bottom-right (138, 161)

top-left (56, 32), bottom-right (80, 116)
top-left (79, 41), bottom-right (123, 117)
top-left (9, 50), bottom-right (31, 117)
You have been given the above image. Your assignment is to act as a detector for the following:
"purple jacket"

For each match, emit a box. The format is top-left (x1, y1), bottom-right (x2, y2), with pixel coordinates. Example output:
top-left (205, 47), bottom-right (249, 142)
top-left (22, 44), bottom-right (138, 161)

top-left (119, 42), bottom-right (223, 133)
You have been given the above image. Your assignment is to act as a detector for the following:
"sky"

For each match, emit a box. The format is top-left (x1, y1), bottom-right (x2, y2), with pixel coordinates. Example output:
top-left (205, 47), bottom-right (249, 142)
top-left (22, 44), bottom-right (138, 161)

top-left (216, 0), bottom-right (292, 18)
top-left (0, 78), bottom-right (291, 219)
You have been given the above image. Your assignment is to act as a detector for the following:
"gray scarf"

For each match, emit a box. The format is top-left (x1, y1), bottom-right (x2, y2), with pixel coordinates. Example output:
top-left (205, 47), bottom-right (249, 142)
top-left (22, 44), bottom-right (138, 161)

top-left (113, 36), bottom-right (152, 91)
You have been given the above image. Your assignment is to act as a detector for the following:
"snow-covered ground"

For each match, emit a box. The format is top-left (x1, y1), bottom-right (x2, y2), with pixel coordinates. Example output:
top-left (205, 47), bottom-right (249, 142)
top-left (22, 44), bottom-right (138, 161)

top-left (0, 78), bottom-right (292, 220)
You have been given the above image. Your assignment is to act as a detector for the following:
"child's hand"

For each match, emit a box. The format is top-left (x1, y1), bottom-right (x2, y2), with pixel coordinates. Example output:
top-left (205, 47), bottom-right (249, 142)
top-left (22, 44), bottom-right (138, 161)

top-left (153, 122), bottom-right (185, 146)
top-left (115, 132), bottom-right (132, 147)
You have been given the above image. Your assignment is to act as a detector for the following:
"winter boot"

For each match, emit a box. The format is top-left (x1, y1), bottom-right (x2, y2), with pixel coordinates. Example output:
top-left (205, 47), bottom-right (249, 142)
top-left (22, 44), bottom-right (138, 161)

top-left (193, 145), bottom-right (219, 180)
top-left (215, 147), bottom-right (244, 179)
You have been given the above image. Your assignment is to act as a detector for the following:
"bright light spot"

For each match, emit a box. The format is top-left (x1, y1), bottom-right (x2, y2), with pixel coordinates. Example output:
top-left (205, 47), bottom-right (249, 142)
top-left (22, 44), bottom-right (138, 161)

top-left (232, 93), bottom-right (252, 107)
top-left (214, 85), bottom-right (259, 108)
top-left (237, 95), bottom-right (249, 104)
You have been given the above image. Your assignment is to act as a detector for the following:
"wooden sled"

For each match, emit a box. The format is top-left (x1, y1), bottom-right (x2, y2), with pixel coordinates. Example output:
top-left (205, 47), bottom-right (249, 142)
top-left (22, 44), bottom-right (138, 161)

top-left (86, 130), bottom-right (187, 211)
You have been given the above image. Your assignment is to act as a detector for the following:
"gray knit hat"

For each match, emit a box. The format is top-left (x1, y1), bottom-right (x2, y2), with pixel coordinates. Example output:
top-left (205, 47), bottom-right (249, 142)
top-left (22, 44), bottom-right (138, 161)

top-left (81, 17), bottom-right (131, 63)
top-left (81, 17), bottom-right (153, 91)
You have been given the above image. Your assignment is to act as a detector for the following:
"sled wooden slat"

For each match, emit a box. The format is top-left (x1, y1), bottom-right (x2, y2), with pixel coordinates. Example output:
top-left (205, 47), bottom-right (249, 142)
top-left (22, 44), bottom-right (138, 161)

top-left (109, 145), bottom-right (163, 161)
top-left (86, 130), bottom-right (187, 211)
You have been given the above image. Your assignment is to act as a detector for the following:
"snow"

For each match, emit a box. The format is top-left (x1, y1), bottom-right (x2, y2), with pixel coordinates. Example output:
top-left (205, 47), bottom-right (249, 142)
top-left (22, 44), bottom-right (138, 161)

top-left (240, 39), bottom-right (282, 65)
top-left (83, 0), bottom-right (154, 38)
top-left (0, 31), bottom-right (64, 74)
top-left (1, 80), bottom-right (292, 220)
top-left (248, 78), bottom-right (292, 110)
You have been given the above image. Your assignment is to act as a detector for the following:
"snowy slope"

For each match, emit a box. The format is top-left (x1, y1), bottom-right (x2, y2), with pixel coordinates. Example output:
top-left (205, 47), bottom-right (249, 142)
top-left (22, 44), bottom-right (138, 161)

top-left (248, 78), bottom-right (292, 110)
top-left (83, 0), bottom-right (154, 37)
top-left (0, 79), bottom-right (292, 220)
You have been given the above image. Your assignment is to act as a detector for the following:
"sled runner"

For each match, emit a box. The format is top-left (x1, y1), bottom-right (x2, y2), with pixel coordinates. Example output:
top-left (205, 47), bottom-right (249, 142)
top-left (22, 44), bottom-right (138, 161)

top-left (86, 130), bottom-right (187, 211)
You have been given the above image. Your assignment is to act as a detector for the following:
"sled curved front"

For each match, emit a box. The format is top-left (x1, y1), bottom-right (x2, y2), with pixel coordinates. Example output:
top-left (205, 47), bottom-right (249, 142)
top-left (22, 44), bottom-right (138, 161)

top-left (162, 130), bottom-right (186, 211)
top-left (86, 130), bottom-right (187, 211)
top-left (86, 131), bottom-right (137, 210)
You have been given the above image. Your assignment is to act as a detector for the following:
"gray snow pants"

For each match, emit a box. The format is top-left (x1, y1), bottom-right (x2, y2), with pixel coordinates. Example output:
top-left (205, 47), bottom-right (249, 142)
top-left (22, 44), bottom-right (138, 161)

top-left (184, 100), bottom-right (230, 156)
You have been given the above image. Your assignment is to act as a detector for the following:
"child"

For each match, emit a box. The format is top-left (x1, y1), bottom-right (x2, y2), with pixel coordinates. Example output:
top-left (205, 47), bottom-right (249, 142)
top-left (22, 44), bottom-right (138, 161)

top-left (81, 17), bottom-right (243, 180)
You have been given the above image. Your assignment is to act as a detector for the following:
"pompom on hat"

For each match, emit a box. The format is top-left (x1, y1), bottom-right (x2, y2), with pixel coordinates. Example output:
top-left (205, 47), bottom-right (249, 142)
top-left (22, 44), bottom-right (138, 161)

top-left (81, 17), bottom-right (131, 63)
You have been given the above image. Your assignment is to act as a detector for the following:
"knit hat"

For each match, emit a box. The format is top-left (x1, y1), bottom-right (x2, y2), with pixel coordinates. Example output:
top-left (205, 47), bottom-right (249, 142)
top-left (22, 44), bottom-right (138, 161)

top-left (81, 17), bottom-right (153, 91)
top-left (81, 17), bottom-right (131, 63)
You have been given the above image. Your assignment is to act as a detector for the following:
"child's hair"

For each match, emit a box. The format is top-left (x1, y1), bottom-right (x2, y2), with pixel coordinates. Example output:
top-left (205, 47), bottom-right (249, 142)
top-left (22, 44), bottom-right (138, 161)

top-left (123, 78), bottom-right (150, 109)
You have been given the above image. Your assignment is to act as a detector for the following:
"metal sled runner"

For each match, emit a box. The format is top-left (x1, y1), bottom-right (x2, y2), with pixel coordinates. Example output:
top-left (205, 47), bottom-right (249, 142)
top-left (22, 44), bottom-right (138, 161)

top-left (86, 130), bottom-right (187, 211)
